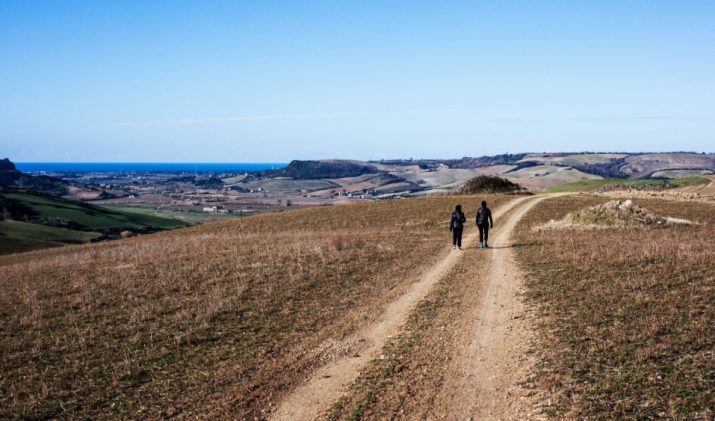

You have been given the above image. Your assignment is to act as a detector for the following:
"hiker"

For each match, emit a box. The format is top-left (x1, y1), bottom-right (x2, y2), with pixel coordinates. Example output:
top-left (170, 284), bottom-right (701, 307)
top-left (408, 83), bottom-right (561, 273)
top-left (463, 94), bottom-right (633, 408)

top-left (476, 200), bottom-right (494, 248)
top-left (449, 204), bottom-right (467, 250)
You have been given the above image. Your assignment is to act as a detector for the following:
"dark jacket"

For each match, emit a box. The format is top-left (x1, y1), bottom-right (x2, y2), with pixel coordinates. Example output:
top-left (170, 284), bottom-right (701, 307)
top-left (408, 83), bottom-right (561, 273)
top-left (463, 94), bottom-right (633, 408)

top-left (476, 207), bottom-right (493, 227)
top-left (450, 211), bottom-right (466, 231)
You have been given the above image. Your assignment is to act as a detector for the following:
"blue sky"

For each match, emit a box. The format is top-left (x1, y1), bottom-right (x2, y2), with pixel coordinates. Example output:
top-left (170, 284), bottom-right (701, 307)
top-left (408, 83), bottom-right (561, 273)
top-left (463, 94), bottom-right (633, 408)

top-left (1, 1), bottom-right (714, 162)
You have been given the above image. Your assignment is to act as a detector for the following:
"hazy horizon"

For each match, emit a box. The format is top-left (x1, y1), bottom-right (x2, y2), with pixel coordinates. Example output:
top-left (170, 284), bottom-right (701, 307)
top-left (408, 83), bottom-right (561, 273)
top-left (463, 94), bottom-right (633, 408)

top-left (3, 1), bottom-right (715, 161)
top-left (7, 149), bottom-right (715, 165)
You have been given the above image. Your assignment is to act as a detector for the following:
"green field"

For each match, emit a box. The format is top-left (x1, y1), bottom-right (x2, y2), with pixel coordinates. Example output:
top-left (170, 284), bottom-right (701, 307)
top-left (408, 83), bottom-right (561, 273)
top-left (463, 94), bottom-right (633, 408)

top-left (546, 176), bottom-right (710, 193)
top-left (0, 191), bottom-right (187, 255)
top-left (110, 206), bottom-right (229, 225)
top-left (0, 220), bottom-right (101, 254)
top-left (3, 192), bottom-right (186, 230)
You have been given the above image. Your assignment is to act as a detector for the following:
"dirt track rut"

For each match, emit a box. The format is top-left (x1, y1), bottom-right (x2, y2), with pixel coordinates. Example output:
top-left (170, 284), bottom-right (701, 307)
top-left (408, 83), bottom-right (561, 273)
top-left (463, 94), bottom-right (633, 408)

top-left (272, 195), bottom-right (546, 420)
top-left (443, 195), bottom-right (549, 419)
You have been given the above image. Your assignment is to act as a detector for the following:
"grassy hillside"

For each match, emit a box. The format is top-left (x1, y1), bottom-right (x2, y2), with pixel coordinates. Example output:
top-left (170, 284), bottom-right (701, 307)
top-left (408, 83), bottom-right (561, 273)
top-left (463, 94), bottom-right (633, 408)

top-left (270, 160), bottom-right (378, 179)
top-left (0, 190), bottom-right (187, 254)
top-left (110, 205), bottom-right (230, 225)
top-left (0, 220), bottom-right (101, 253)
top-left (545, 175), bottom-right (710, 192)
top-left (0, 195), bottom-right (504, 419)
top-left (515, 196), bottom-right (714, 418)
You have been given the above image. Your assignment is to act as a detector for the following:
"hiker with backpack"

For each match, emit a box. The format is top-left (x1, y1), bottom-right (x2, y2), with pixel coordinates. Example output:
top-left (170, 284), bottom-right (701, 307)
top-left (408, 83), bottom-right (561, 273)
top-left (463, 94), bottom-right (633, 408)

top-left (476, 200), bottom-right (494, 248)
top-left (449, 204), bottom-right (467, 250)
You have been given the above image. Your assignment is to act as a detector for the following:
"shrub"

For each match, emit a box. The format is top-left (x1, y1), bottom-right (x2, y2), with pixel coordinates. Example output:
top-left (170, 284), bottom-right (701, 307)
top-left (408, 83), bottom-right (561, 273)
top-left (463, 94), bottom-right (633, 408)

top-left (458, 175), bottom-right (525, 194)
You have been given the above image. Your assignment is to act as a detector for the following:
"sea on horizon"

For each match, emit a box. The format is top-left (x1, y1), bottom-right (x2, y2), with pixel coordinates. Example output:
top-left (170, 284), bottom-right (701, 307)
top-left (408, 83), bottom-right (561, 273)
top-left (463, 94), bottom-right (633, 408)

top-left (15, 162), bottom-right (288, 173)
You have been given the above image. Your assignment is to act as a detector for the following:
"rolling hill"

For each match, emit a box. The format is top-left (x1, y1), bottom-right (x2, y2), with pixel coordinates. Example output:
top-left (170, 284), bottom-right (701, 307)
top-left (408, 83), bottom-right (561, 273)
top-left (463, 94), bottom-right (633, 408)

top-left (241, 152), bottom-right (715, 196)
top-left (0, 158), bottom-right (69, 195)
top-left (0, 190), bottom-right (187, 254)
top-left (1, 158), bottom-right (129, 200)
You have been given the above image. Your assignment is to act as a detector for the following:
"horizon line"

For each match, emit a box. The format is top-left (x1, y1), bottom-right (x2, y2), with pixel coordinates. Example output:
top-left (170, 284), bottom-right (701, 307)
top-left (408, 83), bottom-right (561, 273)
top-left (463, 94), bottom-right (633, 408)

top-left (10, 150), bottom-right (714, 164)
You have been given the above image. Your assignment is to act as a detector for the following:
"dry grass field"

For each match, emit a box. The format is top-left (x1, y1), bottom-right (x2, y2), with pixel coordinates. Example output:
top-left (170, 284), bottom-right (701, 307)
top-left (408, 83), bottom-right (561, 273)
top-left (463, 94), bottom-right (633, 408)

top-left (515, 195), bottom-right (714, 418)
top-left (0, 195), bottom-right (500, 419)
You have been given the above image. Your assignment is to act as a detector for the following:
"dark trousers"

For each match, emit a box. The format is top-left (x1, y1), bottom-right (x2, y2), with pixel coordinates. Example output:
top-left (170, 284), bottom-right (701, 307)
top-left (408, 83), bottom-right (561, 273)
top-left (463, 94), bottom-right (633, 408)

top-left (478, 223), bottom-right (489, 243)
top-left (452, 228), bottom-right (463, 247)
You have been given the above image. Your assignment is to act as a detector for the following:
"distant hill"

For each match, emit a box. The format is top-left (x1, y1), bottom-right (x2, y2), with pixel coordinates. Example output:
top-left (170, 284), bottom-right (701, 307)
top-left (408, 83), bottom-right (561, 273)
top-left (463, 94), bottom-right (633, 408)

top-left (267, 153), bottom-right (714, 194)
top-left (372, 154), bottom-right (528, 169)
top-left (267, 160), bottom-right (378, 180)
top-left (0, 190), bottom-right (188, 254)
top-left (619, 153), bottom-right (715, 178)
top-left (0, 158), bottom-right (69, 195)
top-left (1, 158), bottom-right (134, 200)
top-left (509, 152), bottom-right (715, 179)
top-left (0, 158), bottom-right (19, 178)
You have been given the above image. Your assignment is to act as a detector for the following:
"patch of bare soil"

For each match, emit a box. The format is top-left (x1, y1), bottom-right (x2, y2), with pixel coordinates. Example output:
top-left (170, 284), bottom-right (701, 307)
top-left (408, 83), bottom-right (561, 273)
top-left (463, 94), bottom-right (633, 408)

top-left (535, 199), bottom-right (699, 230)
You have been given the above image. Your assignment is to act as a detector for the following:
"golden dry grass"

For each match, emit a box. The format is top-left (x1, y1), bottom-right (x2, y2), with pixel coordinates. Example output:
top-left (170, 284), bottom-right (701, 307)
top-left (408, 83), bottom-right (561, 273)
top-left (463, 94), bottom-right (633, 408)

top-left (0, 195), bottom-right (499, 419)
top-left (515, 196), bottom-right (714, 418)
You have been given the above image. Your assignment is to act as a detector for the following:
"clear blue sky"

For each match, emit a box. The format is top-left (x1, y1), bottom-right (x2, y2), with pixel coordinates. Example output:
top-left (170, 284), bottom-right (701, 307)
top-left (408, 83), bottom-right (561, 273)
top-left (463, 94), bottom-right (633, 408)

top-left (2, 1), bottom-right (714, 162)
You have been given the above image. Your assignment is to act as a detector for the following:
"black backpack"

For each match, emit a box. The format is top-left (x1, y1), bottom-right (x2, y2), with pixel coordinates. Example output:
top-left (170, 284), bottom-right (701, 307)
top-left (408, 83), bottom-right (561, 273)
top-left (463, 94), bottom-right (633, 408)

top-left (477, 207), bottom-right (490, 225)
top-left (451, 212), bottom-right (464, 230)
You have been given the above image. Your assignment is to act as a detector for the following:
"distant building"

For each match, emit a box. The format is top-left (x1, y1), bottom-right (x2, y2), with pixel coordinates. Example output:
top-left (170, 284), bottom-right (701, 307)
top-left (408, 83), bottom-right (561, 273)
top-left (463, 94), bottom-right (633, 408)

top-left (203, 205), bottom-right (231, 214)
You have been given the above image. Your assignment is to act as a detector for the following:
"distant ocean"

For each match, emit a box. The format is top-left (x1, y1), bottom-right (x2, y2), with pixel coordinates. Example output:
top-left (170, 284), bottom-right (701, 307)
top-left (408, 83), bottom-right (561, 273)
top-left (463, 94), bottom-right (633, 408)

top-left (15, 162), bottom-right (287, 173)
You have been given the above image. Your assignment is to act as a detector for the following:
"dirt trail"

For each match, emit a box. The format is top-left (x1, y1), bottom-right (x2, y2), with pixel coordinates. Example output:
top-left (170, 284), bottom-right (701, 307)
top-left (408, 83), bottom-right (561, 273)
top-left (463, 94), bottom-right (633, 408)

top-left (272, 196), bottom-right (534, 421)
top-left (698, 176), bottom-right (715, 195)
top-left (673, 175), bottom-right (715, 194)
top-left (442, 195), bottom-right (550, 419)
